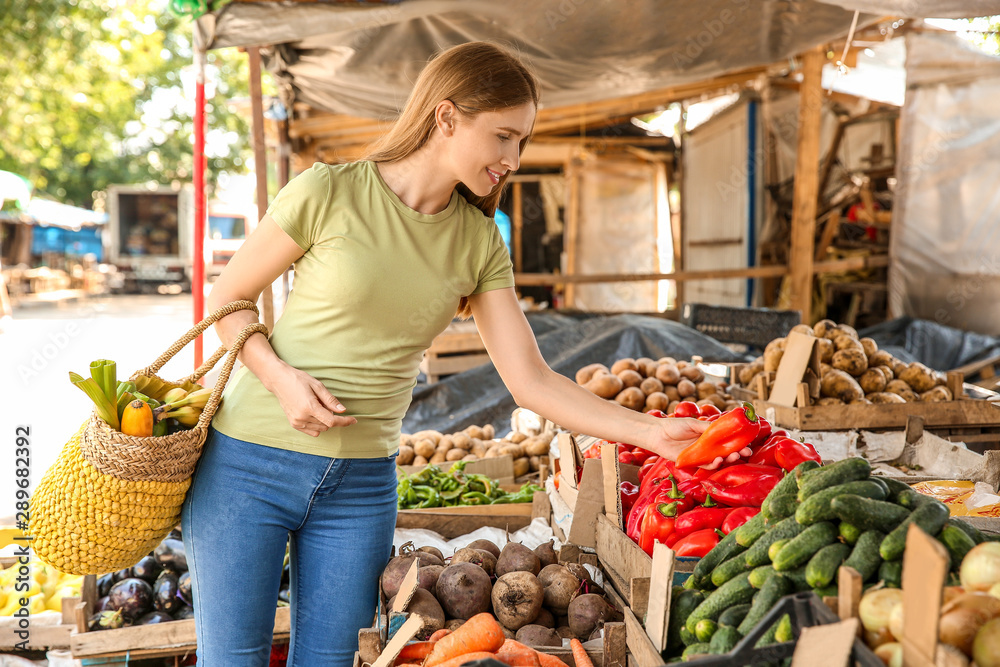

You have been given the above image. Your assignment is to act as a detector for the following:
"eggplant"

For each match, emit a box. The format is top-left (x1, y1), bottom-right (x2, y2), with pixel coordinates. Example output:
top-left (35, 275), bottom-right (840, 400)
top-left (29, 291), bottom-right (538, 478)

top-left (281, 562), bottom-right (290, 586)
top-left (153, 572), bottom-right (183, 614)
top-left (132, 555), bottom-right (163, 584)
top-left (137, 611), bottom-right (174, 625)
top-left (168, 527), bottom-right (182, 541)
top-left (95, 595), bottom-right (114, 613)
top-left (154, 538), bottom-right (188, 572)
top-left (177, 571), bottom-right (192, 605)
top-left (173, 605), bottom-right (195, 620)
top-left (108, 577), bottom-right (154, 621)
top-left (88, 609), bottom-right (124, 631)
top-left (112, 568), bottom-right (132, 583)
top-left (97, 573), bottom-right (116, 598)
top-left (278, 588), bottom-right (291, 604)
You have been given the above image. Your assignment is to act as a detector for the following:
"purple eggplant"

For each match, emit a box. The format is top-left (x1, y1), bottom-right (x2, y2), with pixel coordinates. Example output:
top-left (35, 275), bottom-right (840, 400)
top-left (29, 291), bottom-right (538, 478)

top-left (88, 609), bottom-right (124, 631)
top-left (97, 573), bottom-right (115, 598)
top-left (173, 605), bottom-right (195, 620)
top-left (112, 568), bottom-right (132, 583)
top-left (177, 571), bottom-right (192, 605)
top-left (153, 571), bottom-right (183, 614)
top-left (132, 555), bottom-right (163, 584)
top-left (137, 611), bottom-right (174, 625)
top-left (154, 538), bottom-right (187, 572)
top-left (107, 577), bottom-right (154, 621)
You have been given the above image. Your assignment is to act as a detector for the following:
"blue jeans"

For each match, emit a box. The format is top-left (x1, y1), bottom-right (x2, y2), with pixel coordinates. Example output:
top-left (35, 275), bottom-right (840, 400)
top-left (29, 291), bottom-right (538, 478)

top-left (181, 428), bottom-right (398, 667)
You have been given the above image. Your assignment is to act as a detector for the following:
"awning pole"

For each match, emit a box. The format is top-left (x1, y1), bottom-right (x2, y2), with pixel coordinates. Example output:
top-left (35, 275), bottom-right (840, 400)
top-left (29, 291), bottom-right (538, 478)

top-left (193, 44), bottom-right (206, 371)
top-left (248, 46), bottom-right (274, 330)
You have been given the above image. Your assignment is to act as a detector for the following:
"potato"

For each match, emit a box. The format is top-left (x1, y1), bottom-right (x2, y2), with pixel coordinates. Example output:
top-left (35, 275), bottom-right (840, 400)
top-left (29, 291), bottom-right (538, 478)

top-left (484, 445), bottom-right (501, 459)
top-left (611, 359), bottom-right (638, 375)
top-left (645, 392), bottom-right (669, 412)
top-left (866, 349), bottom-right (892, 367)
top-left (764, 347), bottom-right (785, 373)
top-left (680, 365), bottom-right (705, 383)
top-left (817, 397), bottom-right (844, 406)
top-left (446, 448), bottom-right (467, 461)
top-left (738, 359), bottom-right (764, 386)
top-left (663, 385), bottom-right (681, 402)
top-left (834, 335), bottom-right (865, 353)
top-left (462, 454), bottom-right (478, 462)
top-left (639, 376), bottom-right (664, 396)
top-left (791, 324), bottom-right (815, 336)
top-left (483, 424), bottom-right (495, 439)
top-left (412, 455), bottom-right (429, 466)
top-left (438, 435), bottom-right (454, 451)
top-left (900, 362), bottom-right (937, 393)
top-left (413, 438), bottom-right (437, 459)
top-left (860, 337), bottom-right (879, 358)
top-left (507, 432), bottom-right (528, 444)
top-left (819, 362), bottom-right (833, 376)
top-left (658, 356), bottom-right (678, 365)
top-left (615, 387), bottom-right (646, 411)
top-left (528, 456), bottom-right (543, 471)
top-left (617, 369), bottom-right (643, 388)
top-left (920, 386), bottom-right (953, 403)
top-left (430, 451), bottom-right (448, 464)
top-left (575, 363), bottom-right (610, 385)
top-left (450, 433), bottom-right (472, 451)
top-left (696, 381), bottom-right (718, 400)
top-left (934, 372), bottom-right (947, 387)
top-left (839, 324), bottom-right (859, 339)
top-left (676, 360), bottom-right (689, 369)
top-left (498, 444), bottom-right (526, 459)
top-left (813, 319), bottom-right (836, 338)
top-left (816, 338), bottom-right (835, 363)
top-left (869, 392), bottom-right (906, 404)
top-left (635, 357), bottom-right (655, 377)
top-left (667, 400), bottom-right (681, 414)
top-left (656, 364), bottom-right (681, 385)
top-left (584, 374), bottom-right (624, 398)
top-left (513, 457), bottom-right (531, 478)
top-left (400, 433), bottom-right (414, 447)
top-left (832, 348), bottom-right (868, 377)
top-left (858, 368), bottom-right (888, 394)
top-left (821, 368), bottom-right (865, 402)
top-left (470, 439), bottom-right (488, 458)
top-left (396, 445), bottom-right (415, 465)
top-left (522, 436), bottom-right (551, 457)
top-left (885, 379), bottom-right (919, 402)
top-left (850, 397), bottom-right (872, 405)
top-left (765, 337), bottom-right (786, 354)
top-left (642, 362), bottom-right (660, 380)
top-left (677, 379), bottom-right (697, 398)
top-left (874, 365), bottom-right (895, 383)
top-left (463, 425), bottom-right (486, 439)
top-left (413, 430), bottom-right (443, 445)
top-left (707, 393), bottom-right (729, 409)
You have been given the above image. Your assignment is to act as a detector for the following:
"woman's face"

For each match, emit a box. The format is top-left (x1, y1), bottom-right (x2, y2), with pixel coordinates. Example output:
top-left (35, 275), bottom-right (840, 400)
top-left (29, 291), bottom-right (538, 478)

top-left (443, 102), bottom-right (536, 198)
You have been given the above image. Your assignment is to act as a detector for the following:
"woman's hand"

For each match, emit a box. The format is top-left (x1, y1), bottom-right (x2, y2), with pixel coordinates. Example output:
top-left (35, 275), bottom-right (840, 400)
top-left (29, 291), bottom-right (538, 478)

top-left (267, 363), bottom-right (357, 437)
top-left (650, 417), bottom-right (751, 470)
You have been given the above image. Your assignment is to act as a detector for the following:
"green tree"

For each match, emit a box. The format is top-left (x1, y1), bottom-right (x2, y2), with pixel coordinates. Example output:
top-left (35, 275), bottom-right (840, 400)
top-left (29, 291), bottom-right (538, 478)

top-left (0, 0), bottom-right (272, 209)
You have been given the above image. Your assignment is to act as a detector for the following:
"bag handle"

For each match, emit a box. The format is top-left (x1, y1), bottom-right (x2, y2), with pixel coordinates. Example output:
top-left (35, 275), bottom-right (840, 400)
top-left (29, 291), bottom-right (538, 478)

top-left (195, 321), bottom-right (270, 430)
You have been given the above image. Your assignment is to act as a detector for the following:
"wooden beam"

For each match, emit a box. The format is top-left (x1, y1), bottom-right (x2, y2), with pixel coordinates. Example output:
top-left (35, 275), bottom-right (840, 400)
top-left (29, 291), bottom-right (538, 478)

top-left (788, 46), bottom-right (826, 322)
top-left (564, 163), bottom-right (581, 307)
top-left (248, 47), bottom-right (274, 330)
top-left (512, 182), bottom-right (523, 274)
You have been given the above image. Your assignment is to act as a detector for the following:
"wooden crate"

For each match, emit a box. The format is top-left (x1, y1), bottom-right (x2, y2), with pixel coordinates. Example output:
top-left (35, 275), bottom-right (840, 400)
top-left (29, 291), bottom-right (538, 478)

top-left (420, 320), bottom-right (490, 383)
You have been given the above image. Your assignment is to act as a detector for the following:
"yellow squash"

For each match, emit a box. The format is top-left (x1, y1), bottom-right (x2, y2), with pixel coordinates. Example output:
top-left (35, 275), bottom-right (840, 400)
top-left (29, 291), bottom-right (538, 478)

top-left (120, 400), bottom-right (153, 437)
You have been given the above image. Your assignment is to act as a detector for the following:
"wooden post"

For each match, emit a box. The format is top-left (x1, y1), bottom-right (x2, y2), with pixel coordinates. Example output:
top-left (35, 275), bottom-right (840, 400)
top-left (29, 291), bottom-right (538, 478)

top-left (671, 147), bottom-right (684, 309)
top-left (564, 162), bottom-right (580, 308)
top-left (513, 181), bottom-right (523, 273)
top-left (788, 46), bottom-right (825, 322)
top-left (248, 46), bottom-right (274, 331)
top-left (277, 117), bottom-right (292, 313)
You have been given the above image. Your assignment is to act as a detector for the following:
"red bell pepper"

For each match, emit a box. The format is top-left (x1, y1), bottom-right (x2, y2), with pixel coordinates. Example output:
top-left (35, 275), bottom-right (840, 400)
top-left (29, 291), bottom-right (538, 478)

top-left (672, 528), bottom-right (722, 558)
top-left (676, 478), bottom-right (710, 505)
top-left (751, 417), bottom-right (773, 447)
top-left (638, 501), bottom-right (677, 556)
top-left (699, 404), bottom-right (721, 418)
top-left (627, 474), bottom-right (675, 540)
top-left (747, 438), bottom-right (781, 466)
top-left (637, 456), bottom-right (660, 484)
top-left (673, 401), bottom-right (701, 419)
top-left (646, 409), bottom-right (668, 418)
top-left (620, 481), bottom-right (639, 515)
top-left (721, 507), bottom-right (760, 534)
top-left (673, 506), bottom-right (732, 538)
top-left (701, 475), bottom-right (781, 507)
top-left (707, 463), bottom-right (783, 488)
top-left (675, 402), bottom-right (761, 468)
top-left (774, 438), bottom-right (822, 471)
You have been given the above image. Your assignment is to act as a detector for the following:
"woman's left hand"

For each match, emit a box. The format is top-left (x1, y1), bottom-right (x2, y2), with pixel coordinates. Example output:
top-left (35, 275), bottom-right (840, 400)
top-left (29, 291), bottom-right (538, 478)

top-left (649, 417), bottom-right (752, 470)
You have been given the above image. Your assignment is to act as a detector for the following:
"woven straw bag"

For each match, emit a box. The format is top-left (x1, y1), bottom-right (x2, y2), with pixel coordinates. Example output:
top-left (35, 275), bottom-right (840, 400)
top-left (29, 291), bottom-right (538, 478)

top-left (30, 300), bottom-right (268, 575)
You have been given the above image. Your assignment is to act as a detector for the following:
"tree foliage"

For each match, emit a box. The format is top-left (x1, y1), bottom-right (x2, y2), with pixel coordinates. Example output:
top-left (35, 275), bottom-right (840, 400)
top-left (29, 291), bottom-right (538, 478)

top-left (0, 0), bottom-right (272, 208)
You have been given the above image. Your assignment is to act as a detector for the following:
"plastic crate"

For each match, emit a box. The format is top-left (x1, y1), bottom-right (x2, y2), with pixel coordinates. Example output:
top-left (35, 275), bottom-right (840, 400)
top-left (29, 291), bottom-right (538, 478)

top-left (681, 303), bottom-right (801, 350)
top-left (681, 592), bottom-right (883, 666)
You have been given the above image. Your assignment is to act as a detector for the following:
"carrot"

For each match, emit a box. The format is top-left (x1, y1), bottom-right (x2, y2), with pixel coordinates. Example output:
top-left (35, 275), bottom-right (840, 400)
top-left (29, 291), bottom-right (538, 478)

top-left (569, 639), bottom-right (594, 667)
top-left (395, 641), bottom-right (436, 664)
top-left (428, 628), bottom-right (452, 643)
top-left (423, 613), bottom-right (506, 667)
top-left (496, 639), bottom-right (540, 667)
top-left (537, 653), bottom-right (570, 667)
top-left (424, 652), bottom-right (497, 667)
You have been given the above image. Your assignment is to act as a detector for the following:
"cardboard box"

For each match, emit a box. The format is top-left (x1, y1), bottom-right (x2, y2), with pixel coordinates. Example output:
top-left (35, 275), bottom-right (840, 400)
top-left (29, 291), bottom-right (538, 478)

top-left (553, 433), bottom-right (609, 548)
top-left (399, 455), bottom-right (516, 485)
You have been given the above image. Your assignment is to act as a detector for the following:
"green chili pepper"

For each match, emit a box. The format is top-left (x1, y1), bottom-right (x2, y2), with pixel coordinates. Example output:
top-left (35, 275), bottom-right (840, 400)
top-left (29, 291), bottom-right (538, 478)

top-left (460, 492), bottom-right (493, 505)
top-left (413, 486), bottom-right (441, 508)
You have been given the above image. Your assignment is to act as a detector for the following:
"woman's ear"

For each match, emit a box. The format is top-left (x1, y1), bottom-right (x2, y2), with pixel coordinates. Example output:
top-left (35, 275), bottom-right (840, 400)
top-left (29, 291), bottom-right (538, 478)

top-left (435, 100), bottom-right (457, 137)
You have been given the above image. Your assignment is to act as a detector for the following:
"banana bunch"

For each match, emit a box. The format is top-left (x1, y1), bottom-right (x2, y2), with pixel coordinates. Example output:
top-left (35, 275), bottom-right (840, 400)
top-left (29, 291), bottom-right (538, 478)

top-left (0, 558), bottom-right (84, 616)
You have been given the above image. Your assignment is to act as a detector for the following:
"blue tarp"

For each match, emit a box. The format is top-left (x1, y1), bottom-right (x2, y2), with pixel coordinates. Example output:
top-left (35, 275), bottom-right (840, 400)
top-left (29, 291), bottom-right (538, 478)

top-left (860, 317), bottom-right (1000, 373)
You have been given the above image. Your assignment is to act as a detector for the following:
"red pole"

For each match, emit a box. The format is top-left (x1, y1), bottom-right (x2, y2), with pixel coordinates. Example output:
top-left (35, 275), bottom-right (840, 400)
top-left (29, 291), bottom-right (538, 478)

top-left (193, 49), bottom-right (206, 372)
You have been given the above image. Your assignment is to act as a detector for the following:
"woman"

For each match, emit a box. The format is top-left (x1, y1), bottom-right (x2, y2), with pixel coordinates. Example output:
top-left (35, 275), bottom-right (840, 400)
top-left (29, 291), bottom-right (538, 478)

top-left (184, 42), bottom-right (721, 667)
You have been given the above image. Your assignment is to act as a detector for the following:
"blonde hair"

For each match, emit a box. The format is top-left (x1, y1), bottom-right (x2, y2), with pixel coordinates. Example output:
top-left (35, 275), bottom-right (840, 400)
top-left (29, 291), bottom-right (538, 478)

top-left (364, 42), bottom-right (539, 318)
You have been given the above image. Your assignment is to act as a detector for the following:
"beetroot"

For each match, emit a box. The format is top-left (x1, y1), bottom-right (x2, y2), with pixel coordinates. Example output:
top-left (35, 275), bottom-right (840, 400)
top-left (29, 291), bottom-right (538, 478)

top-left (435, 563), bottom-right (492, 620)
top-left (533, 540), bottom-right (558, 568)
top-left (496, 542), bottom-right (541, 577)
top-left (491, 571), bottom-right (544, 630)
top-left (567, 594), bottom-right (620, 639)
top-left (451, 548), bottom-right (496, 576)
top-left (542, 567), bottom-right (581, 615)
top-left (534, 607), bottom-right (555, 629)
top-left (417, 565), bottom-right (444, 593)
top-left (516, 624), bottom-right (562, 647)
top-left (466, 539), bottom-right (501, 559)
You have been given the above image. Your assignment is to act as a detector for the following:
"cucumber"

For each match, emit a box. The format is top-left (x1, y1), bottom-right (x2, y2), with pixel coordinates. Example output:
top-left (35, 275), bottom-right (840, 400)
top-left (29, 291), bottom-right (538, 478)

top-left (805, 542), bottom-right (852, 588)
top-left (718, 603), bottom-right (752, 628)
top-left (839, 521), bottom-right (862, 545)
top-left (773, 522), bottom-right (839, 571)
top-left (685, 571), bottom-right (756, 634)
top-left (734, 512), bottom-right (769, 547)
top-left (709, 625), bottom-right (742, 654)
top-left (679, 626), bottom-right (698, 646)
top-left (667, 588), bottom-right (705, 650)
top-left (768, 539), bottom-right (791, 562)
top-left (738, 573), bottom-right (792, 635)
top-left (755, 620), bottom-right (780, 647)
top-left (795, 481), bottom-right (887, 525)
top-left (681, 643), bottom-right (712, 660)
top-left (744, 516), bottom-right (807, 567)
top-left (783, 565), bottom-right (811, 592)
top-left (896, 488), bottom-right (936, 510)
top-left (690, 530), bottom-right (746, 590)
top-left (830, 495), bottom-right (911, 533)
top-left (940, 523), bottom-right (977, 567)
top-left (869, 476), bottom-right (889, 496)
top-left (774, 614), bottom-right (794, 643)
top-left (749, 565), bottom-right (777, 589)
top-left (876, 475), bottom-right (912, 502)
top-left (762, 462), bottom-right (817, 518)
top-left (948, 518), bottom-right (987, 545)
top-left (842, 530), bottom-right (886, 582)
top-left (814, 584), bottom-right (838, 598)
top-left (694, 619), bottom-right (718, 643)
top-left (712, 553), bottom-right (755, 587)
top-left (763, 495), bottom-right (800, 523)
top-left (879, 560), bottom-right (902, 588)
top-left (796, 457), bottom-right (871, 501)
top-left (880, 499), bottom-right (950, 561)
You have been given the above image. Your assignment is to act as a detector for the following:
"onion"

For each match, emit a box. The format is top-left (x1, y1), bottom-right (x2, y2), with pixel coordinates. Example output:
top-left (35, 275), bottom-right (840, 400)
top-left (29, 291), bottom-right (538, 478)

top-left (888, 602), bottom-right (904, 642)
top-left (944, 586), bottom-right (966, 606)
top-left (942, 592), bottom-right (1000, 619)
top-left (860, 588), bottom-right (904, 633)
top-left (874, 642), bottom-right (900, 667)
top-left (990, 582), bottom-right (1000, 600)
top-left (940, 607), bottom-right (991, 656)
top-left (936, 645), bottom-right (970, 667)
top-left (974, 618), bottom-right (1000, 667)
top-left (865, 627), bottom-right (894, 650)
top-left (961, 543), bottom-right (1000, 592)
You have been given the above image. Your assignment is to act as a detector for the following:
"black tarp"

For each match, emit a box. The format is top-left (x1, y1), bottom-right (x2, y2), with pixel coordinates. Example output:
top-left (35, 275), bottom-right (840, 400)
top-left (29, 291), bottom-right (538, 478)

top-left (403, 313), bottom-right (749, 436)
top-left (860, 317), bottom-right (1000, 373)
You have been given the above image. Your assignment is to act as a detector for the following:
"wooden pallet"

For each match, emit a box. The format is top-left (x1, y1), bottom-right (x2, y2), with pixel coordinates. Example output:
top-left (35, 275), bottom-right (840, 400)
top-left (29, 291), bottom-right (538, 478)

top-left (419, 320), bottom-right (490, 383)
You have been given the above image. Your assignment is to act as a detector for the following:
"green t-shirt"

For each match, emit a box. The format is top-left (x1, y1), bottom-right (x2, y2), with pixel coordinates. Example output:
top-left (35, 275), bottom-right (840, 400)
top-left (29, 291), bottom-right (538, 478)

top-left (211, 160), bottom-right (514, 458)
